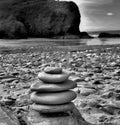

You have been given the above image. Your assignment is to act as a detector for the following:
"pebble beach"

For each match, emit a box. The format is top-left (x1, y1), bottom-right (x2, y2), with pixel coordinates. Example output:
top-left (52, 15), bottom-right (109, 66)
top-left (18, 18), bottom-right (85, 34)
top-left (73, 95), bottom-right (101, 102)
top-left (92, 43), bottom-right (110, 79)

top-left (0, 43), bottom-right (120, 124)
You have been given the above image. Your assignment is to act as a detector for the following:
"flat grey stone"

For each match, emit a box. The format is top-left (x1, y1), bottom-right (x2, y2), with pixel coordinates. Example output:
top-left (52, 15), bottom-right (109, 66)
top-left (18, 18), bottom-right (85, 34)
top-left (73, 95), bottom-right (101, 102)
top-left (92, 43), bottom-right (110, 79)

top-left (0, 106), bottom-right (20, 125)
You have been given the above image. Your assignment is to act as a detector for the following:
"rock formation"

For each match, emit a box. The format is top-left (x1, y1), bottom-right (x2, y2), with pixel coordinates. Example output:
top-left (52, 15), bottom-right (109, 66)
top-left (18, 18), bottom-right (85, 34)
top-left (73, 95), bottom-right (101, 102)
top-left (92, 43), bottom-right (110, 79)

top-left (98, 32), bottom-right (120, 38)
top-left (0, 0), bottom-right (81, 39)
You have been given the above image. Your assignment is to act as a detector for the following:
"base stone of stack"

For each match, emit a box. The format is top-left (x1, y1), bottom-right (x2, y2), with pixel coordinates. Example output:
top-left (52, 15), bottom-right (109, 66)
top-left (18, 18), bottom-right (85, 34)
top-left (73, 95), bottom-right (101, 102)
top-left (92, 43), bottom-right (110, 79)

top-left (26, 107), bottom-right (91, 125)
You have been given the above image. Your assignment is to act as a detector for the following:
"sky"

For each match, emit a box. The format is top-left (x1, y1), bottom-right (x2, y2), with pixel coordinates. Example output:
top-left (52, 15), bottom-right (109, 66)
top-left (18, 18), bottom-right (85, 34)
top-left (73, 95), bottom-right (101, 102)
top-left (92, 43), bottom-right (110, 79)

top-left (60, 0), bottom-right (120, 32)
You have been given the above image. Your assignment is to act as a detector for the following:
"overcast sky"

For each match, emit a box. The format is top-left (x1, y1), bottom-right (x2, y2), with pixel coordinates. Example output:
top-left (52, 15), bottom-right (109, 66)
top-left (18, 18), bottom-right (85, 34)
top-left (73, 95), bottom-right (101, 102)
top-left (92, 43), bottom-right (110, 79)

top-left (60, 0), bottom-right (120, 32)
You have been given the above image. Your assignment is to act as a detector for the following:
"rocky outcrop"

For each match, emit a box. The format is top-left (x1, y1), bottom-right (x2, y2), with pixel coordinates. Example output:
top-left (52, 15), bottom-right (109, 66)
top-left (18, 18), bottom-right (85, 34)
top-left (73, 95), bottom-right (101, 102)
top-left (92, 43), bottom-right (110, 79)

top-left (80, 32), bottom-right (94, 39)
top-left (98, 32), bottom-right (120, 38)
top-left (0, 0), bottom-right (81, 39)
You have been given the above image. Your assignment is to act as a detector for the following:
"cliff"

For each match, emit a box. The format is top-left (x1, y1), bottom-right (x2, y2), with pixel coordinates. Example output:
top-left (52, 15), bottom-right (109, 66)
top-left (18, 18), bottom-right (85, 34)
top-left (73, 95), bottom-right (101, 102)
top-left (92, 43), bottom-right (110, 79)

top-left (0, 0), bottom-right (81, 39)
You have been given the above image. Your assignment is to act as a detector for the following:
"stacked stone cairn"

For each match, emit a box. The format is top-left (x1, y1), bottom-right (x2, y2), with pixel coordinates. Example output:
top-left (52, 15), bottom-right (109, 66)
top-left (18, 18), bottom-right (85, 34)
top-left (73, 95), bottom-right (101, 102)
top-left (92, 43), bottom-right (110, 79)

top-left (30, 67), bottom-right (77, 114)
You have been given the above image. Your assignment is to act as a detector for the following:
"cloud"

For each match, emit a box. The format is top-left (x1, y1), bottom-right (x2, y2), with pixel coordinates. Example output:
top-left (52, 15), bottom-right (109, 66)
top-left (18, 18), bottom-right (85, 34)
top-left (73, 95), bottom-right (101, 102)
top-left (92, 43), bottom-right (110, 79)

top-left (107, 12), bottom-right (114, 16)
top-left (59, 0), bottom-right (113, 5)
top-left (79, 0), bottom-right (113, 5)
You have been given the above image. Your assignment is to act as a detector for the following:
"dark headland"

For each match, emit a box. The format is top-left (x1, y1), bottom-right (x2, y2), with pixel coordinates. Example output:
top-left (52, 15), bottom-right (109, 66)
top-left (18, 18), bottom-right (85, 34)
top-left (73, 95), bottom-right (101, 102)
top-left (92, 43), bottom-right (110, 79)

top-left (0, 0), bottom-right (93, 39)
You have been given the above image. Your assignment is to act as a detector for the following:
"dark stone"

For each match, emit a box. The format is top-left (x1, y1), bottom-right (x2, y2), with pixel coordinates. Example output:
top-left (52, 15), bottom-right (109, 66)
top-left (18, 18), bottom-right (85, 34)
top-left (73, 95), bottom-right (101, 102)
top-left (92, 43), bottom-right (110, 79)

top-left (0, 0), bottom-right (81, 39)
top-left (93, 80), bottom-right (103, 85)
top-left (98, 32), bottom-right (120, 38)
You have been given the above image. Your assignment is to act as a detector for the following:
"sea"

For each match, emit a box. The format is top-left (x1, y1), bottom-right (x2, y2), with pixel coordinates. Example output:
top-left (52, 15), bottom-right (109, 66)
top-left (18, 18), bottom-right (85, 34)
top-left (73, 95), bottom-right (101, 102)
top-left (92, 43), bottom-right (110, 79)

top-left (0, 38), bottom-right (120, 47)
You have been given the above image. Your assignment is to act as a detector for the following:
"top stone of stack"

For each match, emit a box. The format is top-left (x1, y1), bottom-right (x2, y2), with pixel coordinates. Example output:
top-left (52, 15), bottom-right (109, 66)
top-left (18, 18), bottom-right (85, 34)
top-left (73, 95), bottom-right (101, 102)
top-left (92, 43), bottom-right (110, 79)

top-left (31, 67), bottom-right (77, 92)
top-left (44, 67), bottom-right (62, 74)
top-left (38, 67), bottom-right (70, 83)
